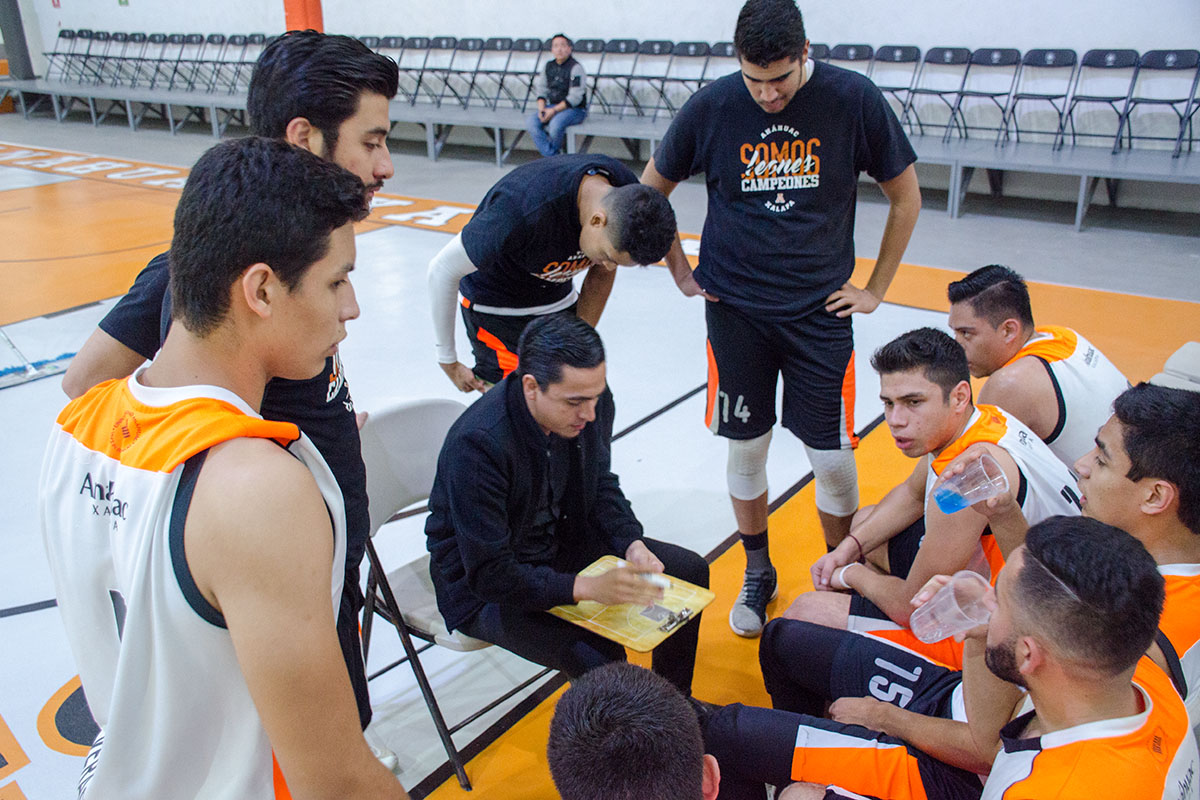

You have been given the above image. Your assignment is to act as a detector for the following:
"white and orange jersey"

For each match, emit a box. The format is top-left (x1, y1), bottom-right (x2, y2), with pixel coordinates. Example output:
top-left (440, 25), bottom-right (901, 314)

top-left (862, 406), bottom-right (1080, 668)
top-left (927, 404), bottom-right (1082, 579)
top-left (1156, 564), bottom-right (1200, 736)
top-left (40, 371), bottom-right (346, 799)
top-left (1003, 325), bottom-right (1129, 468)
top-left (982, 659), bottom-right (1199, 800)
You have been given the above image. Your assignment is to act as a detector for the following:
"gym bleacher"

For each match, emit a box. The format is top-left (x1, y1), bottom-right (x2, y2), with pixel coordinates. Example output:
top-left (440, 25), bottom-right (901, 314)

top-left (4, 33), bottom-right (1199, 229)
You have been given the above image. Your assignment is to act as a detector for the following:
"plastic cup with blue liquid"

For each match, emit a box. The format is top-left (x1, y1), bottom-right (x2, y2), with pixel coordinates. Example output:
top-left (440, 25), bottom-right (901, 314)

top-left (933, 453), bottom-right (1009, 515)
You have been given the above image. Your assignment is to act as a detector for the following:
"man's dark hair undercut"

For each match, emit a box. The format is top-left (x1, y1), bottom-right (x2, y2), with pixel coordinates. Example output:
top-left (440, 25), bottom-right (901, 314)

top-left (603, 184), bottom-right (678, 266)
top-left (548, 663), bottom-right (704, 800)
top-left (248, 30), bottom-right (399, 150)
top-left (1017, 516), bottom-right (1163, 677)
top-left (169, 137), bottom-right (368, 336)
top-left (1113, 382), bottom-right (1200, 536)
top-left (734, 0), bottom-right (807, 68)
top-left (871, 327), bottom-right (971, 401)
top-left (517, 314), bottom-right (605, 390)
top-left (946, 265), bottom-right (1035, 330)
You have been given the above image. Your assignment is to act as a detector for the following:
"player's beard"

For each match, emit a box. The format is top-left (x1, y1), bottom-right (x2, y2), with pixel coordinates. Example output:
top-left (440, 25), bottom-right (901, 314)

top-left (985, 636), bottom-right (1027, 689)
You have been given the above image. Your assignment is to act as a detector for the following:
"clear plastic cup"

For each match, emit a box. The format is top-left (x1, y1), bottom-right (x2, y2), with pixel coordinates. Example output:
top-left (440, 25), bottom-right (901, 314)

top-left (909, 570), bottom-right (992, 643)
top-left (933, 453), bottom-right (1009, 515)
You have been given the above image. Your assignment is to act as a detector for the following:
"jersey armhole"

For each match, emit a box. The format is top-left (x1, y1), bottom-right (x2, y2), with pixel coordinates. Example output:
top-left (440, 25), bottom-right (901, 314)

top-left (168, 450), bottom-right (227, 628)
top-left (1036, 356), bottom-right (1068, 445)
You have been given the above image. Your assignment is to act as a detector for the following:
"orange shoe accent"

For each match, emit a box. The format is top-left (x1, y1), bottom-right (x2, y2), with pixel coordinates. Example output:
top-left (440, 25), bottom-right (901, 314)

top-left (476, 326), bottom-right (519, 377)
top-left (461, 297), bottom-right (472, 309)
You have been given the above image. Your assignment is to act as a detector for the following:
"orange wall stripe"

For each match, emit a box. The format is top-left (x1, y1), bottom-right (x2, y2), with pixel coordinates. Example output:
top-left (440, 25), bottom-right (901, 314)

top-left (283, 0), bottom-right (323, 32)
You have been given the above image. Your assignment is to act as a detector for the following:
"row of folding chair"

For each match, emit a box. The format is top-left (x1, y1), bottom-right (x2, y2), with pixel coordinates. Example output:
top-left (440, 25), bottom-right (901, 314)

top-left (43, 29), bottom-right (269, 94)
top-left (870, 45), bottom-right (1200, 156)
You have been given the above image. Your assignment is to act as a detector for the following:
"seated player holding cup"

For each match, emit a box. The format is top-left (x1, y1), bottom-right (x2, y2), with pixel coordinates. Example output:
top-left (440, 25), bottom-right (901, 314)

top-left (781, 328), bottom-right (1079, 668)
top-left (701, 518), bottom-right (1199, 800)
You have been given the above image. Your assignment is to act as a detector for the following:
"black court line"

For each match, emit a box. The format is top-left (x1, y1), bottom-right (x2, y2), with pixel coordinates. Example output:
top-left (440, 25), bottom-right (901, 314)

top-left (0, 598), bottom-right (57, 618)
top-left (411, 411), bottom-right (888, 795)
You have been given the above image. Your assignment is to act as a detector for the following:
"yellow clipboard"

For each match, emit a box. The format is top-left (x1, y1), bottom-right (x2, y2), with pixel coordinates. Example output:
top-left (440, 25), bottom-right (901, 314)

top-left (547, 555), bottom-right (715, 652)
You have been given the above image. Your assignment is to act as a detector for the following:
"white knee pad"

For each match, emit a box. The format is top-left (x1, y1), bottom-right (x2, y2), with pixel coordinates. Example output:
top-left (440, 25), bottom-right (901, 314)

top-left (806, 445), bottom-right (859, 517)
top-left (726, 431), bottom-right (772, 501)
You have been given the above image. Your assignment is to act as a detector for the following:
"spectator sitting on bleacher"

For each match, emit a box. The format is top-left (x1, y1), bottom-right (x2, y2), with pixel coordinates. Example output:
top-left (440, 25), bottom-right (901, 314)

top-left (548, 662), bottom-right (721, 800)
top-left (526, 33), bottom-right (588, 157)
top-left (947, 264), bottom-right (1130, 469)
top-left (781, 328), bottom-right (1080, 669)
top-left (428, 153), bottom-right (675, 392)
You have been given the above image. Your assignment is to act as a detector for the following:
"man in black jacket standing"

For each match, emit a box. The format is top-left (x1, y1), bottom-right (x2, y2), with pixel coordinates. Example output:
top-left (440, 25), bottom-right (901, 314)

top-left (426, 314), bottom-right (708, 694)
top-left (526, 33), bottom-right (588, 156)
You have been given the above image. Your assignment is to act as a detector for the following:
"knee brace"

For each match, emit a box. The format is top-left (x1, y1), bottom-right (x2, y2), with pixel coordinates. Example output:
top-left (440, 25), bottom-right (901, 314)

top-left (726, 431), bottom-right (772, 501)
top-left (806, 445), bottom-right (859, 517)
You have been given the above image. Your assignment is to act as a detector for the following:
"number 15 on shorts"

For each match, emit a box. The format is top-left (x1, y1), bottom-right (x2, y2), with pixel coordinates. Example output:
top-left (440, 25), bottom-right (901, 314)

top-left (717, 390), bottom-right (751, 424)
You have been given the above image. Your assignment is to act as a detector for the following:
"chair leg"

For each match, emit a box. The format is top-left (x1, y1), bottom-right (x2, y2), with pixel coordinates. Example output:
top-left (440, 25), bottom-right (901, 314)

top-left (361, 565), bottom-right (378, 665)
top-left (363, 540), bottom-right (473, 790)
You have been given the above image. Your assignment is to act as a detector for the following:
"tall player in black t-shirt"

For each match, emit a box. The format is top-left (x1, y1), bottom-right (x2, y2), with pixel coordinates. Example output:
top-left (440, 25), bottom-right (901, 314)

top-left (643, 0), bottom-right (922, 637)
top-left (61, 32), bottom-right (399, 737)
top-left (428, 154), bottom-right (677, 391)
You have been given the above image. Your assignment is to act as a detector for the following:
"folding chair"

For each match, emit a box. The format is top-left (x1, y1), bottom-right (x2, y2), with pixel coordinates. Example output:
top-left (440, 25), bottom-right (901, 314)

top-left (97, 32), bottom-right (133, 86)
top-left (660, 41), bottom-right (710, 116)
top-left (586, 38), bottom-right (638, 116)
top-left (231, 34), bottom-right (268, 94)
top-left (358, 398), bottom-right (554, 792)
top-left (625, 39), bottom-right (675, 119)
top-left (168, 33), bottom-right (206, 91)
top-left (438, 37), bottom-right (485, 108)
top-left (149, 33), bottom-right (188, 89)
top-left (495, 37), bottom-right (542, 110)
top-left (808, 43), bottom-right (830, 62)
top-left (902, 46), bottom-right (971, 136)
top-left (943, 47), bottom-right (1021, 142)
top-left (190, 33), bottom-right (228, 93)
top-left (1056, 48), bottom-right (1139, 149)
top-left (467, 37), bottom-right (515, 110)
top-left (395, 37), bottom-right (431, 105)
top-left (566, 37), bottom-right (606, 108)
top-left (1112, 49), bottom-right (1200, 154)
top-left (995, 49), bottom-right (1077, 146)
top-left (65, 29), bottom-right (95, 82)
top-left (210, 33), bottom-right (247, 94)
top-left (377, 35), bottom-right (404, 65)
top-left (358, 35), bottom-right (381, 53)
top-left (129, 33), bottom-right (168, 88)
top-left (44, 29), bottom-right (78, 81)
top-left (828, 43), bottom-right (873, 77)
top-left (702, 41), bottom-right (739, 85)
top-left (870, 45), bottom-right (921, 120)
top-left (415, 36), bottom-right (459, 106)
top-left (80, 31), bottom-right (112, 84)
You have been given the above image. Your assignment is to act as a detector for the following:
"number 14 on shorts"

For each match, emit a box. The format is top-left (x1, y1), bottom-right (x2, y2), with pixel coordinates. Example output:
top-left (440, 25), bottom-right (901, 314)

top-left (717, 390), bottom-right (751, 424)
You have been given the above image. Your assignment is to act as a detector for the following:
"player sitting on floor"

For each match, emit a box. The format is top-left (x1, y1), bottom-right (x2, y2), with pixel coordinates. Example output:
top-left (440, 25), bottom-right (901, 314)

top-left (947, 264), bottom-right (1129, 468)
top-left (548, 662), bottom-right (721, 800)
top-left (702, 516), bottom-right (1198, 800)
top-left (782, 328), bottom-right (1079, 668)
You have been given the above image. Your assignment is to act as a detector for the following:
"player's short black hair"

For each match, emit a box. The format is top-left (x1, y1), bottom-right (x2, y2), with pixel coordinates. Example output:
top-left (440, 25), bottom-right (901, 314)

top-left (169, 137), bottom-right (368, 336)
top-left (517, 313), bottom-right (605, 390)
top-left (871, 327), bottom-right (971, 401)
top-left (603, 184), bottom-right (678, 266)
top-left (1017, 516), bottom-right (1163, 677)
top-left (1113, 383), bottom-right (1200, 536)
top-left (548, 663), bottom-right (705, 800)
top-left (946, 265), bottom-right (1035, 329)
top-left (248, 30), bottom-right (399, 150)
top-left (734, 0), bottom-right (807, 68)
top-left (551, 33), bottom-right (573, 48)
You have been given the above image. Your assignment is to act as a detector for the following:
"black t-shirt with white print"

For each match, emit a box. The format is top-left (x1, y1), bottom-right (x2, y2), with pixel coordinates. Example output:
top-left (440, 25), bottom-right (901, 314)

top-left (653, 62), bottom-right (916, 320)
top-left (459, 153), bottom-right (639, 310)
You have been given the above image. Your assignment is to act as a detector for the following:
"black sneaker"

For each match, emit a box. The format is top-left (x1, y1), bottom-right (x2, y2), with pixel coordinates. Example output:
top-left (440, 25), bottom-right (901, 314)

top-left (728, 566), bottom-right (778, 637)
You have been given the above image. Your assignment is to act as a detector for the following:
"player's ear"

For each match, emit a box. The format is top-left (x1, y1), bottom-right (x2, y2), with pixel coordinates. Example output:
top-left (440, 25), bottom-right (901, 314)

top-left (701, 754), bottom-right (721, 800)
top-left (238, 263), bottom-right (276, 319)
top-left (589, 207), bottom-right (609, 229)
top-left (285, 117), bottom-right (325, 157)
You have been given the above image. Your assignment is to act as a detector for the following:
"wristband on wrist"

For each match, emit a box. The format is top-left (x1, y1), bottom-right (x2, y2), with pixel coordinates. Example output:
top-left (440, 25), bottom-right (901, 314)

top-left (833, 562), bottom-right (859, 590)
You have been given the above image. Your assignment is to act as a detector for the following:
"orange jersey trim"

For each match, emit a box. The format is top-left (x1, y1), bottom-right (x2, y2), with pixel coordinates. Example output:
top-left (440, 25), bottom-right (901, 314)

top-left (1160, 570), bottom-right (1200, 665)
top-left (57, 378), bottom-right (299, 473)
top-left (1004, 325), bottom-right (1078, 368)
top-left (842, 351), bottom-right (860, 448)
top-left (930, 404), bottom-right (1010, 476)
top-left (272, 753), bottom-right (293, 799)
